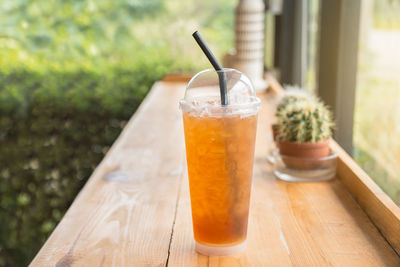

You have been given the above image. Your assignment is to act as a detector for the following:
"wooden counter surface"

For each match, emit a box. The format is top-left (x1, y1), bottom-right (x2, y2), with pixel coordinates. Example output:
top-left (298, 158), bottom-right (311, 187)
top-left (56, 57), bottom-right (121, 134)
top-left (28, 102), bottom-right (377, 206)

top-left (30, 77), bottom-right (400, 266)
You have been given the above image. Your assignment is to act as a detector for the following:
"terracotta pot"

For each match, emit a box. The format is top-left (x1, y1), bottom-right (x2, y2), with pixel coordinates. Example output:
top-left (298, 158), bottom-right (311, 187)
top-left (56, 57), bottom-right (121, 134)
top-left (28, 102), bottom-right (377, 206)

top-left (271, 124), bottom-right (280, 142)
top-left (277, 137), bottom-right (330, 170)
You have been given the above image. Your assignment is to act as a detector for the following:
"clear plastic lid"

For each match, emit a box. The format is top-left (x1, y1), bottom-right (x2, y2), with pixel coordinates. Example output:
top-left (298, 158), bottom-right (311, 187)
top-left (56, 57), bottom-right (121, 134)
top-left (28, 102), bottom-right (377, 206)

top-left (179, 68), bottom-right (261, 117)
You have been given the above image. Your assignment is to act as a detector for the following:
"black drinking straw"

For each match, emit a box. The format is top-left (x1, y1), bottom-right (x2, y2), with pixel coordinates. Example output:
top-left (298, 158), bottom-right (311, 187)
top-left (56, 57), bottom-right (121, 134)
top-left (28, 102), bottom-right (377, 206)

top-left (192, 31), bottom-right (228, 106)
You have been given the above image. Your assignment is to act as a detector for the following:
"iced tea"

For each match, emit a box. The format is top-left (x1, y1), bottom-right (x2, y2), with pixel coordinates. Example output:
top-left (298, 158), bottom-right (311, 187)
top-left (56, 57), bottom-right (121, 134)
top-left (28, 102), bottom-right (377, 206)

top-left (183, 110), bottom-right (258, 246)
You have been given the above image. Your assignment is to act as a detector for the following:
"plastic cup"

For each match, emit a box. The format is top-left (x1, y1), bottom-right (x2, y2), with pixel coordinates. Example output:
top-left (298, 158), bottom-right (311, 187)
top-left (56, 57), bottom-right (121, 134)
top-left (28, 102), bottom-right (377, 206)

top-left (179, 68), bottom-right (260, 256)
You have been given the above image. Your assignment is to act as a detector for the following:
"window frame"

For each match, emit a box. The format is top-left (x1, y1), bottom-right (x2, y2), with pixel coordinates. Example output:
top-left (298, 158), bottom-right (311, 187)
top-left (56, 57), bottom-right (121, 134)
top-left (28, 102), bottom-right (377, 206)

top-left (317, 0), bottom-right (362, 155)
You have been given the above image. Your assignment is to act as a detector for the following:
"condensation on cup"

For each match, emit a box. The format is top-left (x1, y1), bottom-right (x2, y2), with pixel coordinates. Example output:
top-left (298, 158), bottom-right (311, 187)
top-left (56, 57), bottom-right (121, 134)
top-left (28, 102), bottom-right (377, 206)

top-left (179, 68), bottom-right (260, 256)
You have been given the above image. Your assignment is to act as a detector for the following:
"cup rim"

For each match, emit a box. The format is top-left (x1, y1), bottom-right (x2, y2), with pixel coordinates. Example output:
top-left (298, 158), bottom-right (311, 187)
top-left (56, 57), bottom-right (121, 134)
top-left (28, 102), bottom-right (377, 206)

top-left (179, 96), bottom-right (261, 111)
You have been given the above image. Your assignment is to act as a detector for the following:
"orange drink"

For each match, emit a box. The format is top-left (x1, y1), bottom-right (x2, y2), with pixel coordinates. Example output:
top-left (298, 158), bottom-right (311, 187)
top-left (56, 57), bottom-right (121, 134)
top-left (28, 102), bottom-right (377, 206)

top-left (180, 68), bottom-right (260, 256)
top-left (183, 112), bottom-right (257, 247)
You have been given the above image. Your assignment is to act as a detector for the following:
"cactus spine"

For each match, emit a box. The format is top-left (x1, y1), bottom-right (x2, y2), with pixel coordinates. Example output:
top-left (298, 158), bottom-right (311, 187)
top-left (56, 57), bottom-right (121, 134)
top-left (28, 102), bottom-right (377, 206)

top-left (277, 98), bottom-right (334, 143)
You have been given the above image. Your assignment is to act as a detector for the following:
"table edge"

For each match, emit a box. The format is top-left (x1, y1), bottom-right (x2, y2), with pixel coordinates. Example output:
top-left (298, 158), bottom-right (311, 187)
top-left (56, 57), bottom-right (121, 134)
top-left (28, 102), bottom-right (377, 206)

top-left (263, 73), bottom-right (400, 256)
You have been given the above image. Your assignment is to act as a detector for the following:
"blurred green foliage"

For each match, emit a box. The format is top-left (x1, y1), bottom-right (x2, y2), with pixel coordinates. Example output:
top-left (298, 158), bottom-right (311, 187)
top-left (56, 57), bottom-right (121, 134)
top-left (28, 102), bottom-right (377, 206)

top-left (0, 63), bottom-right (171, 266)
top-left (373, 0), bottom-right (400, 29)
top-left (0, 0), bottom-right (164, 64)
top-left (353, 0), bottom-right (400, 206)
top-left (0, 0), bottom-right (234, 70)
top-left (0, 0), bottom-right (235, 265)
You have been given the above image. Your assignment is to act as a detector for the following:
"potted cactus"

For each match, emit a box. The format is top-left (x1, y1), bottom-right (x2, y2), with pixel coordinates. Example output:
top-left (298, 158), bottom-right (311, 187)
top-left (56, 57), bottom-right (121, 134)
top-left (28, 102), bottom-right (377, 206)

top-left (272, 87), bottom-right (313, 141)
top-left (276, 97), bottom-right (334, 169)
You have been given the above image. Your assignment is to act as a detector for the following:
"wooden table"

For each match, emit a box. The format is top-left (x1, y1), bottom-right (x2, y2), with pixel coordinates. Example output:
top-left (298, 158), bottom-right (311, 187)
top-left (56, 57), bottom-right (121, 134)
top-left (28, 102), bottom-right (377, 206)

top-left (31, 76), bottom-right (400, 266)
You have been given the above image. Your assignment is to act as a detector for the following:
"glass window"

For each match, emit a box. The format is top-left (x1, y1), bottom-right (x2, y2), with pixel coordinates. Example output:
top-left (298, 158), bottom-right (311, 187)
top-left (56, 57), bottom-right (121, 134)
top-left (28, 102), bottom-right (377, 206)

top-left (353, 0), bottom-right (400, 205)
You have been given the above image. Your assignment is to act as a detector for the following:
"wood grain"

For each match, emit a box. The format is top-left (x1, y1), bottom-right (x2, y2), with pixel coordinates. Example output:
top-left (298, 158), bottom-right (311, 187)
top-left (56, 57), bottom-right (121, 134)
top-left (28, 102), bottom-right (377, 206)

top-left (31, 78), bottom-right (400, 266)
top-left (332, 141), bottom-right (400, 256)
top-left (30, 82), bottom-right (187, 266)
top-left (167, 91), bottom-right (400, 266)
top-left (162, 73), bottom-right (194, 83)
top-left (266, 72), bottom-right (400, 256)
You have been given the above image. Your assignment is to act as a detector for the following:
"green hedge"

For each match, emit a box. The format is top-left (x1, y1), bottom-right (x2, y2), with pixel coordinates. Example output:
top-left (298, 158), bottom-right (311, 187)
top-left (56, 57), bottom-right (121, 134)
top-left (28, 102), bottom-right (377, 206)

top-left (0, 63), bottom-right (170, 266)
